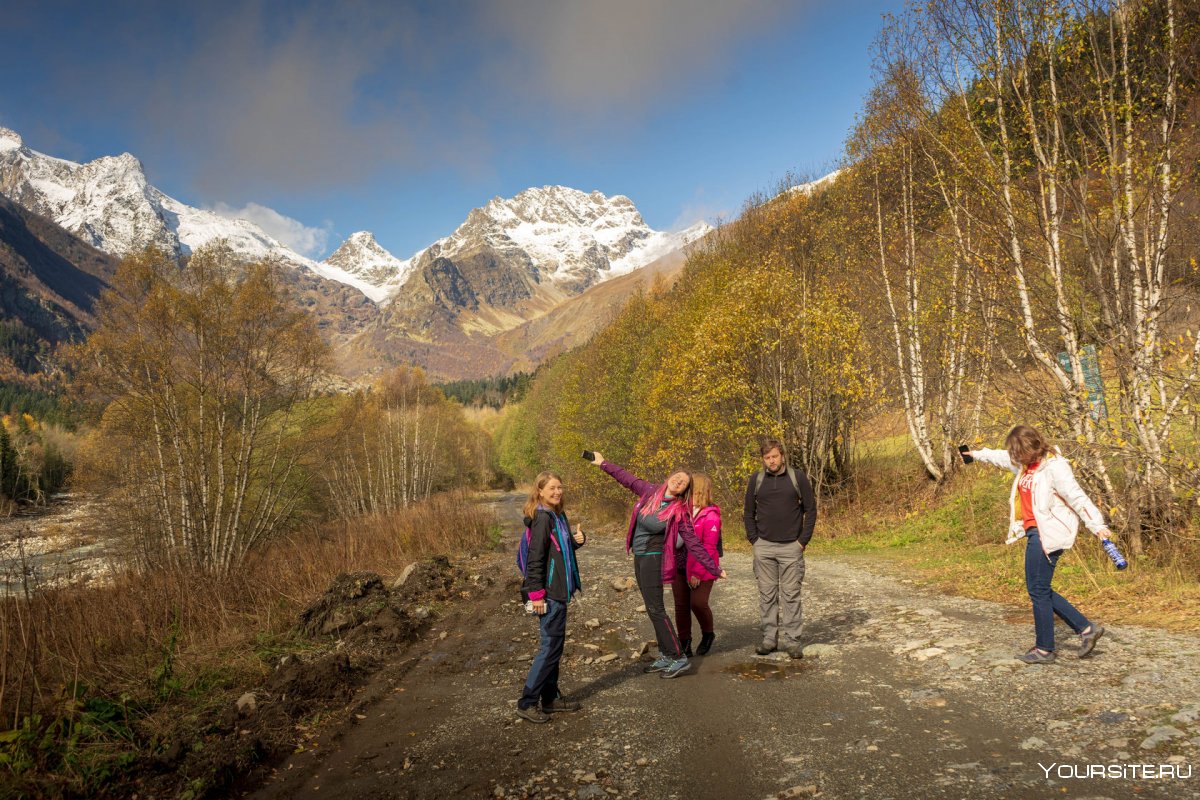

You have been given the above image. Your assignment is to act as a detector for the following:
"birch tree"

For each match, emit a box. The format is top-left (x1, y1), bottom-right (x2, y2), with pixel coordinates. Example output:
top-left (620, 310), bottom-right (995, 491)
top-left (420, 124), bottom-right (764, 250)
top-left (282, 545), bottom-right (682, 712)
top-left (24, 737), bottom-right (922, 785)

top-left (850, 54), bottom-right (992, 482)
top-left (76, 245), bottom-right (332, 574)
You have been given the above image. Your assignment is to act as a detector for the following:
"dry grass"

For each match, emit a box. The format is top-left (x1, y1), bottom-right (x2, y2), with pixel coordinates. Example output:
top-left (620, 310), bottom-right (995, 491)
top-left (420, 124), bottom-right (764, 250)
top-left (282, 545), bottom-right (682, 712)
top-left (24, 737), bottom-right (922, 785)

top-left (0, 492), bottom-right (497, 733)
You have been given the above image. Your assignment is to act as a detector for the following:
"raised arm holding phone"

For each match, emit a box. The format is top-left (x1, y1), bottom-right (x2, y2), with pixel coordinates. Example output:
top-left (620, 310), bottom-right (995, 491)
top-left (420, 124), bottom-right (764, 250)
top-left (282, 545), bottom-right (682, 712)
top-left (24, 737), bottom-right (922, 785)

top-left (586, 450), bottom-right (724, 679)
top-left (962, 425), bottom-right (1111, 663)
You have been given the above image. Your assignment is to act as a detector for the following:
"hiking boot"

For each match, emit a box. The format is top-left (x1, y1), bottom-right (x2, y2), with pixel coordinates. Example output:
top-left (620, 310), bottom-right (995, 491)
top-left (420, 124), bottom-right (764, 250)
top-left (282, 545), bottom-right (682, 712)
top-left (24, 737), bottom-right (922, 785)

top-left (643, 655), bottom-right (672, 673)
top-left (1078, 624), bottom-right (1105, 658)
top-left (755, 642), bottom-right (775, 656)
top-left (786, 645), bottom-right (804, 660)
top-left (516, 705), bottom-right (550, 723)
top-left (696, 632), bottom-right (716, 656)
top-left (542, 696), bottom-right (582, 713)
top-left (660, 657), bottom-right (691, 679)
top-left (1016, 647), bottom-right (1056, 664)
top-left (681, 638), bottom-right (693, 658)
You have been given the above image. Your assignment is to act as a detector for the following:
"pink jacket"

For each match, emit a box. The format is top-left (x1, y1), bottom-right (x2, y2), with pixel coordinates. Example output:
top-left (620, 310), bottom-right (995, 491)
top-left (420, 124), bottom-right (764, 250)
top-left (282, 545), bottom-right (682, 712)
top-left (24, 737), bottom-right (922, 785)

top-left (687, 505), bottom-right (722, 581)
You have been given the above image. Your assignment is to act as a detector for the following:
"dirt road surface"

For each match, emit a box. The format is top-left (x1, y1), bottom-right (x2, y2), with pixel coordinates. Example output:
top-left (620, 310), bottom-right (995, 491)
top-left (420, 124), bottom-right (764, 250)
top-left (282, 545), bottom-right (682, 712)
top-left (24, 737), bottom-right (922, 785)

top-left (250, 494), bottom-right (1199, 799)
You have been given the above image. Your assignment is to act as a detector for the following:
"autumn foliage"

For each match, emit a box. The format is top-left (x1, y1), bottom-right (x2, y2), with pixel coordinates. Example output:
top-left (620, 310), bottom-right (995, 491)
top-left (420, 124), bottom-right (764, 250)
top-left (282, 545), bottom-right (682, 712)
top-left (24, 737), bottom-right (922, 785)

top-left (500, 0), bottom-right (1200, 556)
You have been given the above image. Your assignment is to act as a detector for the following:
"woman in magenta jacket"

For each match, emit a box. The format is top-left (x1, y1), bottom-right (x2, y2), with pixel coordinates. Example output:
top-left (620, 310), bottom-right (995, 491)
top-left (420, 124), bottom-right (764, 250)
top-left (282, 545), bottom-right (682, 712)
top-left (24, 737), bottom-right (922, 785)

top-left (672, 472), bottom-right (721, 657)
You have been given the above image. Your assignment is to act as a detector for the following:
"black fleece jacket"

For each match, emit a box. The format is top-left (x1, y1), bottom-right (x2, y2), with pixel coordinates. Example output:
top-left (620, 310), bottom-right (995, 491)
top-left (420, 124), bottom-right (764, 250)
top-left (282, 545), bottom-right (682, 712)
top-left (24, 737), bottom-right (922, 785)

top-left (522, 509), bottom-right (585, 602)
top-left (743, 467), bottom-right (817, 546)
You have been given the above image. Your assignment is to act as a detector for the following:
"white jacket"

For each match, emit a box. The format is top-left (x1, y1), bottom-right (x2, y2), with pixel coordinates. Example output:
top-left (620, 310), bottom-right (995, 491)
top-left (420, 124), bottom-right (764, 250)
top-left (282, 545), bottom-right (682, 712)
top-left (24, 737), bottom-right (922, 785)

top-left (973, 449), bottom-right (1107, 555)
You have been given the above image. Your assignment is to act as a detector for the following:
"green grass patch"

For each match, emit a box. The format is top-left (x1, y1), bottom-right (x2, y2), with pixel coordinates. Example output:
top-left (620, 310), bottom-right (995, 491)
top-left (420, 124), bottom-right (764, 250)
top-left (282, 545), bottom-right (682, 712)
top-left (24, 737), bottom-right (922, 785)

top-left (822, 460), bottom-right (1200, 631)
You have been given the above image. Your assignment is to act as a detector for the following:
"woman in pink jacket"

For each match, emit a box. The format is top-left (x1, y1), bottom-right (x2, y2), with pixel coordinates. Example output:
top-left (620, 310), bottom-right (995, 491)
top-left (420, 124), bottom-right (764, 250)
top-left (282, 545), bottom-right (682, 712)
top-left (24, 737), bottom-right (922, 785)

top-left (672, 473), bottom-right (722, 657)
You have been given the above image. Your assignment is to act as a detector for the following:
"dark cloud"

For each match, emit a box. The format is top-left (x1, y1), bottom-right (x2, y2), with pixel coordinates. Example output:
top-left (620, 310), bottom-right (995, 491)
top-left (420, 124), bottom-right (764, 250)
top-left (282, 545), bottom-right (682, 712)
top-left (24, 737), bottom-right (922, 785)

top-left (137, 3), bottom-right (426, 195)
top-left (478, 0), bottom-right (800, 112)
top-left (8, 0), bottom-right (806, 196)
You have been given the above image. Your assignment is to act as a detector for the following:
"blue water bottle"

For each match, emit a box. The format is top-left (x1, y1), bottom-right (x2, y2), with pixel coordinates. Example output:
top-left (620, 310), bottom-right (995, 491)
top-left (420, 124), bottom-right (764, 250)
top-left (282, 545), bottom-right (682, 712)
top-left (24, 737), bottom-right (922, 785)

top-left (1101, 539), bottom-right (1128, 570)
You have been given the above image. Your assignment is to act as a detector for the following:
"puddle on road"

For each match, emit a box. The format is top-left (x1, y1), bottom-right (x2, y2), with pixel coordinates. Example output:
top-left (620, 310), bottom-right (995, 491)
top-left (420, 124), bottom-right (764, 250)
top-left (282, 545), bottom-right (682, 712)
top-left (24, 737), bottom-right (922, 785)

top-left (724, 660), bottom-right (814, 680)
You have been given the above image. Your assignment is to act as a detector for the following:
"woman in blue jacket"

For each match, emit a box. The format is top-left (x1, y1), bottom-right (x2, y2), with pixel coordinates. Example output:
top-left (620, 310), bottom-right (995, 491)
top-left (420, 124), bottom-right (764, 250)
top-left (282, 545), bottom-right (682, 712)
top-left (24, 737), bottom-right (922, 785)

top-left (517, 471), bottom-right (585, 723)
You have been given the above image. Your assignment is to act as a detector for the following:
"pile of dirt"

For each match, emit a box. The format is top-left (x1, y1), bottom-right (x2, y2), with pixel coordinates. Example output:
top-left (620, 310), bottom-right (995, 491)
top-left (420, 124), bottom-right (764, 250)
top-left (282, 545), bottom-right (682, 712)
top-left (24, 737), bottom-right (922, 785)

top-left (296, 557), bottom-right (468, 644)
top-left (135, 557), bottom-right (479, 799)
top-left (265, 651), bottom-right (361, 716)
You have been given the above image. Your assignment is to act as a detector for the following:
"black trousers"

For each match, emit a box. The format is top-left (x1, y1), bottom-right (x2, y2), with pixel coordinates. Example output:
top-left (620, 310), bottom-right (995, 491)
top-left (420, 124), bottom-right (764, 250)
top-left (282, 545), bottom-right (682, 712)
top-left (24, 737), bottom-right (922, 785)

top-left (635, 553), bottom-right (682, 659)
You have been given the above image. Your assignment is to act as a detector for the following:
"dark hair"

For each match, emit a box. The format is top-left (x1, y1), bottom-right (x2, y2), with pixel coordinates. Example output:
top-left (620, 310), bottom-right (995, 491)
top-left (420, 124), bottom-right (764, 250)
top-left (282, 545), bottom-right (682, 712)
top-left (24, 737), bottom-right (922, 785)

top-left (760, 437), bottom-right (786, 456)
top-left (1005, 425), bottom-right (1052, 467)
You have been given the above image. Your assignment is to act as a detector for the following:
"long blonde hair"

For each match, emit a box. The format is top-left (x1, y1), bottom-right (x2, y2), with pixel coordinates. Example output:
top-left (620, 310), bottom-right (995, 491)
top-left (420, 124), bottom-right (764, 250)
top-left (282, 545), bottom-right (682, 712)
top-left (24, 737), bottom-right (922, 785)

top-left (691, 472), bottom-right (714, 510)
top-left (523, 471), bottom-right (564, 518)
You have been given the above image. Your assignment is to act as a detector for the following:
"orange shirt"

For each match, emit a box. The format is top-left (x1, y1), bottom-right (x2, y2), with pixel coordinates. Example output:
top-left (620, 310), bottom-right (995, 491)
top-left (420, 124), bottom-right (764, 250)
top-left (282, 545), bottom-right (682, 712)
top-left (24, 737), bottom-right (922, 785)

top-left (1017, 461), bottom-right (1040, 530)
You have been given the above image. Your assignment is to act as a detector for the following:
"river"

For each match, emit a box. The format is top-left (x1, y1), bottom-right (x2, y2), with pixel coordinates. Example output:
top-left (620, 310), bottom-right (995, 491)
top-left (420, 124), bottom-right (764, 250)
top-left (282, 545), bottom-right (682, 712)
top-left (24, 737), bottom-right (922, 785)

top-left (0, 494), bottom-right (119, 595)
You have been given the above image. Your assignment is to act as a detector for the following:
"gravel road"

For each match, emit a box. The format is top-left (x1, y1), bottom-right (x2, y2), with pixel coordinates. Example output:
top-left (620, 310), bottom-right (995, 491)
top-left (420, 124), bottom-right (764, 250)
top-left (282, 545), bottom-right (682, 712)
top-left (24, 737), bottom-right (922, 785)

top-left (250, 495), bottom-right (1198, 800)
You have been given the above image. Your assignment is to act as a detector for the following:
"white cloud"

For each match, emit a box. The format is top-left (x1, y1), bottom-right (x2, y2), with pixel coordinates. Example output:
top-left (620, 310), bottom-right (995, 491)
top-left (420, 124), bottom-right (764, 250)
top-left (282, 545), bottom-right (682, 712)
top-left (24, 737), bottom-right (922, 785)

top-left (670, 190), bottom-right (734, 233)
top-left (210, 202), bottom-right (331, 259)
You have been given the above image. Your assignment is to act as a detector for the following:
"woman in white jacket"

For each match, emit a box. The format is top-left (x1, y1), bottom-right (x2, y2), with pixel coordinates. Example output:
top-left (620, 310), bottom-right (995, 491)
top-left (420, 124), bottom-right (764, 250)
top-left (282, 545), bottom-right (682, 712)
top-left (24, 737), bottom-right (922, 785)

top-left (967, 425), bottom-right (1110, 664)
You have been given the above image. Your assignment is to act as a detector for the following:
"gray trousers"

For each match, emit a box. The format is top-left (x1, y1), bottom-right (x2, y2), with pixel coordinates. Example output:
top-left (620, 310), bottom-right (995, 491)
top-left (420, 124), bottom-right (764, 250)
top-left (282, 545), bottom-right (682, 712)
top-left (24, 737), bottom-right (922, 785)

top-left (752, 539), bottom-right (805, 647)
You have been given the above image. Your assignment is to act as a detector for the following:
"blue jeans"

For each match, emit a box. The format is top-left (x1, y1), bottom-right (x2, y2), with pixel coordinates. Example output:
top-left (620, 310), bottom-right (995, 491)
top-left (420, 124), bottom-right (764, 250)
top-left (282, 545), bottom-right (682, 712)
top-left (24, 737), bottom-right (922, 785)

top-left (1025, 529), bottom-right (1090, 651)
top-left (519, 598), bottom-right (567, 709)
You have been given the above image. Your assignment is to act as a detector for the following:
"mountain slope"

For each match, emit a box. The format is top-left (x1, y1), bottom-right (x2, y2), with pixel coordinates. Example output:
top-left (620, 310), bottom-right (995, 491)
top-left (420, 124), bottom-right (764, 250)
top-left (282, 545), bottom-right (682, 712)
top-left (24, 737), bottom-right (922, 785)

top-left (0, 126), bottom-right (714, 380)
top-left (0, 127), bottom-right (391, 309)
top-left (490, 245), bottom-right (692, 373)
top-left (0, 193), bottom-right (119, 373)
top-left (332, 187), bottom-right (710, 379)
top-left (0, 128), bottom-right (381, 340)
top-left (334, 230), bottom-right (706, 380)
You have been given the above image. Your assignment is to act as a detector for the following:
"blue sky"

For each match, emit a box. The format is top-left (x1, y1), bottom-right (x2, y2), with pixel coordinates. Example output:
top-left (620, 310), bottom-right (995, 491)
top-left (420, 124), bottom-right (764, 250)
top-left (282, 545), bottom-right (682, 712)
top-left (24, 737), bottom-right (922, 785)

top-left (0, 0), bottom-right (902, 260)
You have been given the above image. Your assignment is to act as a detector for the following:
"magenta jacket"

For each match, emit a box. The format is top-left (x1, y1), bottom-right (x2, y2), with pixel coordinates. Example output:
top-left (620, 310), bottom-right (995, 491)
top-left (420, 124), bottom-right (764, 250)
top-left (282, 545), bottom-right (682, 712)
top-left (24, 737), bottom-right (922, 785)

top-left (687, 505), bottom-right (722, 582)
top-left (600, 461), bottom-right (720, 582)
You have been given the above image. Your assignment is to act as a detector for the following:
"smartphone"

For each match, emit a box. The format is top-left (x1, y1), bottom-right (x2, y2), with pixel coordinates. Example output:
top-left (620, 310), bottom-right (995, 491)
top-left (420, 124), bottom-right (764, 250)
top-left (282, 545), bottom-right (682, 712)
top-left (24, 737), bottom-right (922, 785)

top-left (958, 445), bottom-right (974, 464)
top-left (582, 450), bottom-right (595, 461)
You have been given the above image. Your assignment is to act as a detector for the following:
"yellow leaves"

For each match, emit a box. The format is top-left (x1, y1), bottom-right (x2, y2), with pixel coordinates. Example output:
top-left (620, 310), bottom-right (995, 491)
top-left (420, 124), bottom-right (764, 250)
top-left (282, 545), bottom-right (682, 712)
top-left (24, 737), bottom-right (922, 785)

top-left (1, 413), bottom-right (39, 432)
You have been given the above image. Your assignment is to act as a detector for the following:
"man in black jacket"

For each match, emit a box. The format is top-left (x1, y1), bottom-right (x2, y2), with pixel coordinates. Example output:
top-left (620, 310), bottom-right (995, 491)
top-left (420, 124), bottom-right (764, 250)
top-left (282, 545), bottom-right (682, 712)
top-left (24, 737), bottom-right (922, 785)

top-left (744, 438), bottom-right (817, 658)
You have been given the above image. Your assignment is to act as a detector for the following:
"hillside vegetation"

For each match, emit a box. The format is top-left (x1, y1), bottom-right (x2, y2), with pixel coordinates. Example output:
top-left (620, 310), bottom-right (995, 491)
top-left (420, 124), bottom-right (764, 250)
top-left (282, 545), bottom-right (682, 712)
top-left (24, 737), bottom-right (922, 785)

top-left (498, 0), bottom-right (1200, 575)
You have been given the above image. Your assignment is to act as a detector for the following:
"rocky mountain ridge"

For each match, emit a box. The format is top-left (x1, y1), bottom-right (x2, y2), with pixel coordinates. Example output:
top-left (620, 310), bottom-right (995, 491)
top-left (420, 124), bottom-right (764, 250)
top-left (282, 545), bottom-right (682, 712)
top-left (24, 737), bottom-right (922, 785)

top-left (0, 125), bottom-right (714, 379)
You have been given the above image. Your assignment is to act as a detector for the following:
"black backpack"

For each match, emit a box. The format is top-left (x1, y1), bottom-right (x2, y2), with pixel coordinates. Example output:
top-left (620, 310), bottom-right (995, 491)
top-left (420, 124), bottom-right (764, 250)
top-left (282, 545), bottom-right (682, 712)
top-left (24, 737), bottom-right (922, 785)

top-left (754, 466), bottom-right (804, 501)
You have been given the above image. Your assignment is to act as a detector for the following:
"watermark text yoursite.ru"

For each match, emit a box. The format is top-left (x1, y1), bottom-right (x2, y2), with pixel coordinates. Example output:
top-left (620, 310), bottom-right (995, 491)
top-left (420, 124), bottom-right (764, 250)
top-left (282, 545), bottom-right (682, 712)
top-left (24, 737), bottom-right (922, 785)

top-left (1040, 763), bottom-right (1192, 780)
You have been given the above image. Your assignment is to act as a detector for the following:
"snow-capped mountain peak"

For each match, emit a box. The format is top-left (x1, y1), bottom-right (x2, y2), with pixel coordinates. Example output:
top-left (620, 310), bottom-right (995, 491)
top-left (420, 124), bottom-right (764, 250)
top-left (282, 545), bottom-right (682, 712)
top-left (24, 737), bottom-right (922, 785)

top-left (322, 231), bottom-right (412, 302)
top-left (0, 127), bottom-right (24, 152)
top-left (410, 184), bottom-right (708, 294)
top-left (0, 128), bottom-right (318, 272)
top-left (0, 126), bottom-right (711, 311)
top-left (785, 170), bottom-right (841, 197)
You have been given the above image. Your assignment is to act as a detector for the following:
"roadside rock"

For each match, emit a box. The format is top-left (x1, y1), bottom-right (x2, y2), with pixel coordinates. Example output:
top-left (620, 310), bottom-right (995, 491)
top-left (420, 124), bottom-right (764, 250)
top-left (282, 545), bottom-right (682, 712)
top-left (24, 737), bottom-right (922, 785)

top-left (391, 562), bottom-right (419, 590)
top-left (1140, 726), bottom-right (1186, 750)
top-left (802, 643), bottom-right (837, 658)
top-left (911, 647), bottom-right (946, 662)
top-left (1171, 704), bottom-right (1200, 725)
top-left (236, 692), bottom-right (257, 716)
